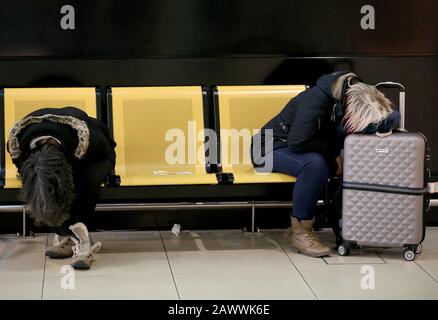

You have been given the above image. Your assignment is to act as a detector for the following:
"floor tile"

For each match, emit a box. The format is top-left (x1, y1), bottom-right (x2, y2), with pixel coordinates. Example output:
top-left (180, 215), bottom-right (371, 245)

top-left (413, 227), bottom-right (438, 272)
top-left (323, 251), bottom-right (385, 265)
top-left (162, 230), bottom-right (296, 274)
top-left (163, 230), bottom-right (315, 299)
top-left (271, 228), bottom-right (438, 299)
top-left (42, 274), bottom-right (179, 300)
top-left (0, 233), bottom-right (47, 251)
top-left (424, 269), bottom-right (438, 282)
top-left (298, 264), bottom-right (438, 299)
top-left (45, 231), bottom-right (171, 277)
top-left (0, 276), bottom-right (43, 300)
top-left (0, 234), bottom-right (47, 278)
top-left (175, 271), bottom-right (315, 300)
top-left (162, 230), bottom-right (280, 253)
top-left (0, 228), bottom-right (437, 300)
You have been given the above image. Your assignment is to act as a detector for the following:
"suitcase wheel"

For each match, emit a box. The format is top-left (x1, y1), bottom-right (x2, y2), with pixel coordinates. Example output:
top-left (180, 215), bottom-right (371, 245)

top-left (403, 248), bottom-right (416, 261)
top-left (337, 243), bottom-right (350, 256)
top-left (415, 244), bottom-right (423, 255)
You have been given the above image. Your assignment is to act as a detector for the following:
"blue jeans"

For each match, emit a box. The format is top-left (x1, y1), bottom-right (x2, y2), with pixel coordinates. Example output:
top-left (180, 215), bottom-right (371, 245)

top-left (270, 147), bottom-right (330, 220)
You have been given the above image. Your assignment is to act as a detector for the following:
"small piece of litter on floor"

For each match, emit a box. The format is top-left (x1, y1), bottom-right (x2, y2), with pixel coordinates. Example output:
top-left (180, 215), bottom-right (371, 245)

top-left (171, 224), bottom-right (181, 236)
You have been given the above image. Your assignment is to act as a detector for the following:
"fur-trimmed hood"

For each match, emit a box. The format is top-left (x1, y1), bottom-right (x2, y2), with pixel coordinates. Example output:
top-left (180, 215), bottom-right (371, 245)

top-left (7, 113), bottom-right (90, 160)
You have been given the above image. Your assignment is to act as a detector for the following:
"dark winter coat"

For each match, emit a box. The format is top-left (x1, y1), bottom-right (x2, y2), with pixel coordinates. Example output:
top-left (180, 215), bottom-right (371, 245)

top-left (7, 106), bottom-right (116, 172)
top-left (251, 71), bottom-right (353, 173)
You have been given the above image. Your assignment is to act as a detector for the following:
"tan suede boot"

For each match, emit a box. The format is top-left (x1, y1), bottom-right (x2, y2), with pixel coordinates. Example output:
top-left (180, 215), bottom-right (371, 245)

top-left (69, 222), bottom-right (102, 270)
top-left (290, 217), bottom-right (331, 257)
top-left (45, 235), bottom-right (74, 259)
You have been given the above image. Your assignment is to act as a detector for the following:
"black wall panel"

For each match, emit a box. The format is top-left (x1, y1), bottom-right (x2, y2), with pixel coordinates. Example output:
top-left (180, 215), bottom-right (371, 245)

top-left (0, 0), bottom-right (437, 57)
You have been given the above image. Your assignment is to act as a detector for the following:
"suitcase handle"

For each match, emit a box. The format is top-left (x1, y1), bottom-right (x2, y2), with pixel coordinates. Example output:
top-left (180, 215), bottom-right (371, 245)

top-left (375, 81), bottom-right (406, 130)
top-left (376, 130), bottom-right (392, 138)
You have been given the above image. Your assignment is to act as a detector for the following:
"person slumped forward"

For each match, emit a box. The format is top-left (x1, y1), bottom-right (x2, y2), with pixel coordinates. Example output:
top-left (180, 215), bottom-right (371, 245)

top-left (7, 107), bottom-right (116, 269)
top-left (251, 71), bottom-right (401, 258)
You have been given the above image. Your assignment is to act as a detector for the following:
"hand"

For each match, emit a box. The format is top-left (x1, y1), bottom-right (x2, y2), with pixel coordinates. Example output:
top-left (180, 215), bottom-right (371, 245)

top-left (335, 155), bottom-right (343, 176)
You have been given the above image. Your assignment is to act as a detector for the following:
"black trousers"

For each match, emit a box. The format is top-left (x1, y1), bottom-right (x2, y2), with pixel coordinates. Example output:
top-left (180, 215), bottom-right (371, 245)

top-left (53, 159), bottom-right (114, 236)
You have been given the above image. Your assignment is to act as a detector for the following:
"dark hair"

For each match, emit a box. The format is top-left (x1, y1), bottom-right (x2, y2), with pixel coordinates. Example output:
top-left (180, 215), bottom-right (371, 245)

top-left (18, 144), bottom-right (75, 227)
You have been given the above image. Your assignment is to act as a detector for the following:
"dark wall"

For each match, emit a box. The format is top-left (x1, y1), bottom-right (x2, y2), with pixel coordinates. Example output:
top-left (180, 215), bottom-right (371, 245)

top-left (0, 0), bottom-right (437, 57)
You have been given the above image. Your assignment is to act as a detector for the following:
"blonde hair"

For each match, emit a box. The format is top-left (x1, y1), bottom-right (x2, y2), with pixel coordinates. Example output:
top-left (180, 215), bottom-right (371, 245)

top-left (342, 83), bottom-right (393, 134)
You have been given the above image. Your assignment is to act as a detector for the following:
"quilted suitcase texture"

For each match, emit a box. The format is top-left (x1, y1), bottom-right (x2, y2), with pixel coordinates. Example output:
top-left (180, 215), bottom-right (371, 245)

top-left (342, 133), bottom-right (426, 249)
top-left (337, 81), bottom-right (431, 261)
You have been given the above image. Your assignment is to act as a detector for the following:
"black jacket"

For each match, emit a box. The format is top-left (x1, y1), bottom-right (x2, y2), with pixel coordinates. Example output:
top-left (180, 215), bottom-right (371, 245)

top-left (252, 71), bottom-right (353, 173)
top-left (7, 107), bottom-right (116, 171)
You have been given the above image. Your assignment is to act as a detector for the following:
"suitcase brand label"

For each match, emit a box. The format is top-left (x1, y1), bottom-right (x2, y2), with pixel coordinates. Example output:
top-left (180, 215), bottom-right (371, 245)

top-left (375, 148), bottom-right (389, 154)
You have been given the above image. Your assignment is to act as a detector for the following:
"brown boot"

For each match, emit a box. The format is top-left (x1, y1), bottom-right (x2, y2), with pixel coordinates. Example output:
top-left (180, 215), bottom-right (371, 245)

top-left (290, 217), bottom-right (331, 257)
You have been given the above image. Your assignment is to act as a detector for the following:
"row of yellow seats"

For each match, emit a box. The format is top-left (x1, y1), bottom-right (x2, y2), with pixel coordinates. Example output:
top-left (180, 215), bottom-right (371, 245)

top-left (1, 85), bottom-right (305, 189)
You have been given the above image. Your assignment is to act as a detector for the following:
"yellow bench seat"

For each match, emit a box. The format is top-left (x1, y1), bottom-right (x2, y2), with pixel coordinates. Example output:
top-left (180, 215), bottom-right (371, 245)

top-left (216, 85), bottom-right (306, 184)
top-left (110, 86), bottom-right (217, 186)
top-left (230, 164), bottom-right (296, 184)
top-left (117, 165), bottom-right (217, 186)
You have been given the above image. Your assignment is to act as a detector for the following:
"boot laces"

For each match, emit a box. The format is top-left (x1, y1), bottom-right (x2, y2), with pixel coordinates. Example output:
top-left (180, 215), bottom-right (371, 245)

top-left (305, 230), bottom-right (317, 245)
top-left (71, 238), bottom-right (101, 260)
top-left (284, 226), bottom-right (318, 243)
top-left (58, 237), bottom-right (72, 250)
top-left (71, 238), bottom-right (81, 258)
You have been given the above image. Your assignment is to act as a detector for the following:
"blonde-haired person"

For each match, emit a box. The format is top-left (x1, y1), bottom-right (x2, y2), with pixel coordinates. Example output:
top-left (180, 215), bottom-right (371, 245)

top-left (251, 71), bottom-right (400, 258)
top-left (343, 82), bottom-right (394, 135)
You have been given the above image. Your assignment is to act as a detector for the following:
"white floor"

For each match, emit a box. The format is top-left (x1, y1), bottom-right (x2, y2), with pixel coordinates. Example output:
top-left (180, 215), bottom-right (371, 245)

top-left (1, 227), bottom-right (438, 300)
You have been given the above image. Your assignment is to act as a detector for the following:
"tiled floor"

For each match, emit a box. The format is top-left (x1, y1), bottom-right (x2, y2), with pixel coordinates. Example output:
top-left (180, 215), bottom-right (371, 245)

top-left (1, 228), bottom-right (438, 300)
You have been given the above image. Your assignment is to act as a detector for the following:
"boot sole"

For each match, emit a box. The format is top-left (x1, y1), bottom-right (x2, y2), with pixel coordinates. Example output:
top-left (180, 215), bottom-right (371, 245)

top-left (45, 251), bottom-right (73, 259)
top-left (291, 247), bottom-right (332, 258)
top-left (71, 260), bottom-right (91, 270)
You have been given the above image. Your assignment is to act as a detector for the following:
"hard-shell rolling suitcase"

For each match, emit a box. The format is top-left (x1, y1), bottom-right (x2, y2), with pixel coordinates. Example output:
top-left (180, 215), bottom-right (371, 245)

top-left (338, 82), bottom-right (433, 261)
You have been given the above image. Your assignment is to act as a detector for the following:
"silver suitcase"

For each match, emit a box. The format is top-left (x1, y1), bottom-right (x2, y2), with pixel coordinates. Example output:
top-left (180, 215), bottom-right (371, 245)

top-left (338, 82), bottom-right (431, 261)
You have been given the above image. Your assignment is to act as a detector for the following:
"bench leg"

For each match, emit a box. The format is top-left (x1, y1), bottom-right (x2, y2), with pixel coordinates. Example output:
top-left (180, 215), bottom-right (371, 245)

top-left (251, 201), bottom-right (255, 233)
top-left (22, 205), bottom-right (26, 238)
top-left (16, 206), bottom-right (33, 238)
